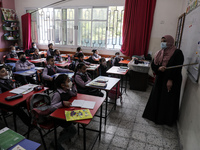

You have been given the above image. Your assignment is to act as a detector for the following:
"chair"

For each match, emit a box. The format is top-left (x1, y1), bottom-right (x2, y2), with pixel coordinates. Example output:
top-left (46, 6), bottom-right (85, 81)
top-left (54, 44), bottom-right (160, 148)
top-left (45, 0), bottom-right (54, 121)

top-left (26, 94), bottom-right (55, 150)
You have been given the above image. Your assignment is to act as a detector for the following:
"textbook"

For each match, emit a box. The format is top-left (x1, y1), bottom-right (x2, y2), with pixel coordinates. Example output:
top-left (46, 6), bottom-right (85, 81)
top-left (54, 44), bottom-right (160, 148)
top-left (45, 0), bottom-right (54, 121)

top-left (89, 81), bottom-right (107, 87)
top-left (71, 100), bottom-right (96, 109)
top-left (96, 78), bottom-right (109, 83)
top-left (0, 127), bottom-right (25, 150)
top-left (65, 109), bottom-right (93, 121)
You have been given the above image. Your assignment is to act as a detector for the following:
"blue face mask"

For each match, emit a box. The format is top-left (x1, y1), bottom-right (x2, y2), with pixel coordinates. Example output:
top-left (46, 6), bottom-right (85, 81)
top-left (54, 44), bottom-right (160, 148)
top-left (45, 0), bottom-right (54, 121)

top-left (160, 42), bottom-right (167, 49)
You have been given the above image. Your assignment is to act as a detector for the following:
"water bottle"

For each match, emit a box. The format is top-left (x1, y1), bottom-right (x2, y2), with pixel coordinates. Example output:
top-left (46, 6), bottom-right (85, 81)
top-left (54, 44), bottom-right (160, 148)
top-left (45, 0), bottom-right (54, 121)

top-left (68, 55), bottom-right (71, 63)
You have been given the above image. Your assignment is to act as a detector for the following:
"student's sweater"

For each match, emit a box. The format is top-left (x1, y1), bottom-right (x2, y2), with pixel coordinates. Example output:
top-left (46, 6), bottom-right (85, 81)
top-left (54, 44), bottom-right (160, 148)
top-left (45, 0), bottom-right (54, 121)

top-left (50, 87), bottom-right (77, 112)
top-left (15, 60), bottom-right (35, 71)
top-left (47, 48), bottom-right (54, 56)
top-left (0, 78), bottom-right (14, 94)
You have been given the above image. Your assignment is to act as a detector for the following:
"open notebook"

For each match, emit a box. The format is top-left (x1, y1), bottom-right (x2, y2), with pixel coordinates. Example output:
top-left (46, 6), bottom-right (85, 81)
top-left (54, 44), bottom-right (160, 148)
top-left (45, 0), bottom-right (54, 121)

top-left (71, 100), bottom-right (96, 109)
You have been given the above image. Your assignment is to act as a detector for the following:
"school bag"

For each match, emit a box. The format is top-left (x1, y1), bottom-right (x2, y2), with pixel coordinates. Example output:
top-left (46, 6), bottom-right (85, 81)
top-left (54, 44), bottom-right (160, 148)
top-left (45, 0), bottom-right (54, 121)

top-left (29, 93), bottom-right (52, 124)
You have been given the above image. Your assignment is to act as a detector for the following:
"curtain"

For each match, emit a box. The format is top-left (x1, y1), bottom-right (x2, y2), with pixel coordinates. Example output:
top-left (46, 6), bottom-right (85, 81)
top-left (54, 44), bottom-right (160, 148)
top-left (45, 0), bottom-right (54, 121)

top-left (121, 0), bottom-right (156, 57)
top-left (21, 13), bottom-right (32, 51)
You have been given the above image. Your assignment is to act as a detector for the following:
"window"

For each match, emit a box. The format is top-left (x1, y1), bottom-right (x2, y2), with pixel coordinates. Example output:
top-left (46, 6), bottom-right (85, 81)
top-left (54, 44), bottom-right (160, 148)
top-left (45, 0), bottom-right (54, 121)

top-left (29, 6), bottom-right (124, 50)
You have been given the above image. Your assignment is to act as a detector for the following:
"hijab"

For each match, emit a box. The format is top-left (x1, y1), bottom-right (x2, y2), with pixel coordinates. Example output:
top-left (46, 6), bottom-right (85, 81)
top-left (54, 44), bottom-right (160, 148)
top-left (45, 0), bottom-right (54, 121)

top-left (154, 35), bottom-right (176, 66)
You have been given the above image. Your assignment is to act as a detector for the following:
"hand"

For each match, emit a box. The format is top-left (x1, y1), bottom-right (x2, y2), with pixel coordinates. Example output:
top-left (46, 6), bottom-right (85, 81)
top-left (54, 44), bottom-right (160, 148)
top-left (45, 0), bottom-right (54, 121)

top-left (49, 77), bottom-right (53, 81)
top-left (158, 66), bottom-right (166, 72)
top-left (28, 66), bottom-right (31, 69)
top-left (167, 80), bottom-right (173, 92)
top-left (63, 101), bottom-right (71, 107)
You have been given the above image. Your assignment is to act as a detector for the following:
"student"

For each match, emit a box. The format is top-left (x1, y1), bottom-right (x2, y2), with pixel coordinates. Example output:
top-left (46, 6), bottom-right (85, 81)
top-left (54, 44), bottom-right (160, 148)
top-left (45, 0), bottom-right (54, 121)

top-left (54, 49), bottom-right (62, 62)
top-left (91, 49), bottom-right (101, 61)
top-left (75, 63), bottom-right (104, 97)
top-left (7, 46), bottom-right (18, 59)
top-left (14, 42), bottom-right (21, 51)
top-left (74, 47), bottom-right (82, 57)
top-left (112, 52), bottom-right (122, 66)
top-left (75, 53), bottom-right (90, 68)
top-left (29, 42), bottom-right (37, 54)
top-left (50, 74), bottom-right (77, 150)
top-left (15, 52), bottom-right (36, 85)
top-left (47, 43), bottom-right (54, 56)
top-left (0, 64), bottom-right (31, 126)
top-left (42, 56), bottom-right (73, 89)
top-left (99, 57), bottom-right (108, 76)
top-left (31, 48), bottom-right (41, 60)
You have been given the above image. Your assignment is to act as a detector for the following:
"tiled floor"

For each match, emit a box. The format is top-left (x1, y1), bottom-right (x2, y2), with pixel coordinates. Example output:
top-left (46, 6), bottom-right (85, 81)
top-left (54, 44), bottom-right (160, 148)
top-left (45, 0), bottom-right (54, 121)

top-left (0, 85), bottom-right (180, 150)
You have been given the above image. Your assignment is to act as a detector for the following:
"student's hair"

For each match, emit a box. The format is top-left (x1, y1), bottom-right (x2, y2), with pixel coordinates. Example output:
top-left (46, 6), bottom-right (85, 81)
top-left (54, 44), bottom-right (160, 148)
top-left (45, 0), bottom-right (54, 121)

top-left (48, 43), bottom-right (53, 48)
top-left (32, 42), bottom-right (35, 47)
top-left (46, 56), bottom-right (54, 62)
top-left (18, 52), bottom-right (25, 58)
top-left (92, 49), bottom-right (97, 54)
top-left (77, 52), bottom-right (84, 58)
top-left (55, 74), bottom-right (69, 89)
top-left (99, 57), bottom-right (106, 63)
top-left (0, 64), bottom-right (5, 70)
top-left (75, 63), bottom-right (85, 72)
top-left (115, 52), bottom-right (120, 55)
top-left (54, 49), bottom-right (58, 54)
top-left (77, 47), bottom-right (81, 52)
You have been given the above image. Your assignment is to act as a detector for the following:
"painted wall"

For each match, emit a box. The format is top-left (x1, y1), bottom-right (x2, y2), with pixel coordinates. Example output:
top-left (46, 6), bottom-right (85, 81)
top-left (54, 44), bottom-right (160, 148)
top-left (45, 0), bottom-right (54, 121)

top-left (0, 0), bottom-right (15, 62)
top-left (177, 0), bottom-right (200, 150)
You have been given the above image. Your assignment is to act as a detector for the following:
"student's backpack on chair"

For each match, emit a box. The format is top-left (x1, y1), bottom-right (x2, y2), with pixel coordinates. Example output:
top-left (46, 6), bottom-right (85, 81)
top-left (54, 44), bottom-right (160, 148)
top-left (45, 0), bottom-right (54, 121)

top-left (28, 93), bottom-right (52, 124)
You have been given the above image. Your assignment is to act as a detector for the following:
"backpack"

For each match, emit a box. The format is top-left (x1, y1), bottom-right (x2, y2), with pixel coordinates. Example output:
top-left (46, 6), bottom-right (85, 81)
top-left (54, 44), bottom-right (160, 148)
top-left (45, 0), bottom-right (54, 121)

top-left (68, 60), bottom-right (76, 71)
top-left (29, 93), bottom-right (52, 124)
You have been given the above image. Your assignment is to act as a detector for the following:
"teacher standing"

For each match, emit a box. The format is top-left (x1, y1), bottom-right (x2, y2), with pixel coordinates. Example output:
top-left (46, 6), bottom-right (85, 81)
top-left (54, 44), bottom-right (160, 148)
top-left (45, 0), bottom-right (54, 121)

top-left (142, 35), bottom-right (184, 126)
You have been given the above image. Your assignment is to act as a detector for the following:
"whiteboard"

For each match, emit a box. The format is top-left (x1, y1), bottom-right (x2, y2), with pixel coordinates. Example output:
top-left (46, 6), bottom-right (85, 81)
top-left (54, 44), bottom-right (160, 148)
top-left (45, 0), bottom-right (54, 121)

top-left (180, 6), bottom-right (200, 82)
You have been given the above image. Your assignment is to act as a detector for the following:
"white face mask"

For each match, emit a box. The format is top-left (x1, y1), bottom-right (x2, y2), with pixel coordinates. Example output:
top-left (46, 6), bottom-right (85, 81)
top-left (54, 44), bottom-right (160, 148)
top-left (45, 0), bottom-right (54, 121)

top-left (2, 75), bottom-right (9, 79)
top-left (67, 81), bottom-right (72, 89)
top-left (33, 46), bottom-right (37, 49)
top-left (160, 42), bottom-right (167, 49)
top-left (11, 50), bottom-right (16, 53)
top-left (116, 55), bottom-right (119, 58)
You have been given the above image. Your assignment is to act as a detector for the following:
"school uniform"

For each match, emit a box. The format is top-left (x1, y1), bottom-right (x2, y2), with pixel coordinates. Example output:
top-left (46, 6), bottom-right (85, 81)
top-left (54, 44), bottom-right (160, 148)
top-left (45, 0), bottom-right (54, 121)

top-left (0, 78), bottom-right (14, 94)
top-left (7, 52), bottom-right (18, 59)
top-left (75, 71), bottom-right (103, 97)
top-left (99, 64), bottom-right (108, 76)
top-left (42, 65), bottom-right (70, 89)
top-left (31, 54), bottom-right (41, 60)
top-left (47, 48), bottom-right (54, 56)
top-left (54, 55), bottom-right (62, 62)
top-left (29, 47), bottom-right (36, 54)
top-left (92, 53), bottom-right (101, 61)
top-left (112, 57), bottom-right (122, 66)
top-left (15, 60), bottom-right (36, 85)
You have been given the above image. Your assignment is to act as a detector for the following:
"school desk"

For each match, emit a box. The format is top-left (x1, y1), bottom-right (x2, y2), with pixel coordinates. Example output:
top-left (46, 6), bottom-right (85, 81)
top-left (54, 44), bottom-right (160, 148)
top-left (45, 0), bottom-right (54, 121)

top-left (119, 60), bottom-right (130, 65)
top-left (29, 58), bottom-right (46, 64)
top-left (50, 93), bottom-right (104, 150)
top-left (86, 64), bottom-right (100, 79)
top-left (13, 68), bottom-right (37, 76)
top-left (8, 139), bottom-right (41, 150)
top-left (51, 72), bottom-right (74, 79)
top-left (0, 86), bottom-right (48, 131)
top-left (86, 76), bottom-right (120, 125)
top-left (6, 58), bottom-right (18, 62)
top-left (106, 66), bottom-right (129, 94)
top-left (30, 51), bottom-right (47, 56)
top-left (55, 61), bottom-right (71, 68)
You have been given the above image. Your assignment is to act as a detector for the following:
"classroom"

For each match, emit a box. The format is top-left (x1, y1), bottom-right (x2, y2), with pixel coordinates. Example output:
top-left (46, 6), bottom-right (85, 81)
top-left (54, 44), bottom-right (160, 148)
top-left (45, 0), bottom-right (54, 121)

top-left (0, 0), bottom-right (200, 150)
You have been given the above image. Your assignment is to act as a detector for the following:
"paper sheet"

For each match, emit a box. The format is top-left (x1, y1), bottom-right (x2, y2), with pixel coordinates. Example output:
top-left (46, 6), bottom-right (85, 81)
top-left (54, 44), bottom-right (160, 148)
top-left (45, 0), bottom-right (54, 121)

top-left (9, 84), bottom-right (38, 94)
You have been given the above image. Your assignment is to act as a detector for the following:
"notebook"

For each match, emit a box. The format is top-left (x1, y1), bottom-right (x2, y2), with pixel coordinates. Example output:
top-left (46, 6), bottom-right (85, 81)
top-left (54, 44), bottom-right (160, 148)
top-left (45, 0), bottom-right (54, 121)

top-left (89, 81), bottom-right (107, 87)
top-left (71, 100), bottom-right (96, 109)
top-left (65, 109), bottom-right (93, 121)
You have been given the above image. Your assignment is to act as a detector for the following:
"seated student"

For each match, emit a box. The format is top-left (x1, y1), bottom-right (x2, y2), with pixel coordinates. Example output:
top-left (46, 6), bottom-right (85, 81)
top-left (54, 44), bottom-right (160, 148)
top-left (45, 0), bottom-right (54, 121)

top-left (0, 64), bottom-right (31, 126)
top-left (99, 57), bottom-right (108, 76)
top-left (54, 49), bottom-right (62, 62)
top-left (31, 48), bottom-right (41, 60)
top-left (47, 43), bottom-right (54, 56)
top-left (42, 56), bottom-right (73, 89)
top-left (7, 46), bottom-right (18, 59)
top-left (29, 42), bottom-right (37, 54)
top-left (50, 74), bottom-right (77, 149)
top-left (75, 53), bottom-right (90, 68)
top-left (112, 52), bottom-right (123, 66)
top-left (91, 49), bottom-right (101, 61)
top-left (15, 52), bottom-right (36, 85)
top-left (74, 63), bottom-right (104, 97)
top-left (14, 42), bottom-right (21, 51)
top-left (74, 47), bottom-right (83, 57)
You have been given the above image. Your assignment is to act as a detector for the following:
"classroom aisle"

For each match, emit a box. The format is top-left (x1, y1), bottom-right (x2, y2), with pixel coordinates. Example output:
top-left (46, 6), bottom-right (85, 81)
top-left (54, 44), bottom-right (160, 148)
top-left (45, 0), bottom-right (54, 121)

top-left (0, 85), bottom-right (180, 150)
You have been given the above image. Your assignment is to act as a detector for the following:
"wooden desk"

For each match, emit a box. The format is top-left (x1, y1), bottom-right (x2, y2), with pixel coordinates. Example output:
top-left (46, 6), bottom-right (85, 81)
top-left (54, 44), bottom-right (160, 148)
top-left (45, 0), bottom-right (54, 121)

top-left (106, 66), bottom-right (128, 94)
top-left (86, 76), bottom-right (120, 125)
top-left (0, 87), bottom-right (48, 131)
top-left (13, 69), bottom-right (36, 76)
top-left (50, 93), bottom-right (104, 150)
top-left (119, 60), bottom-right (130, 65)
top-left (29, 58), bottom-right (46, 64)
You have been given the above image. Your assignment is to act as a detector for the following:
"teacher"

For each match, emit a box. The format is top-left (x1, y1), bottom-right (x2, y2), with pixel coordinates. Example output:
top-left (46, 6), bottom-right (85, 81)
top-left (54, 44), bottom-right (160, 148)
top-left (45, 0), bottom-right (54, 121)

top-left (142, 35), bottom-right (184, 126)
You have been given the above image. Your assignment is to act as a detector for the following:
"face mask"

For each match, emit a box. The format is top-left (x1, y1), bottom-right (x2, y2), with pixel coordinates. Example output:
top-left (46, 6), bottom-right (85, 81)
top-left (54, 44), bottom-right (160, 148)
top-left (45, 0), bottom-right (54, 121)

top-left (2, 75), bottom-right (9, 79)
top-left (116, 55), bottom-right (119, 58)
top-left (160, 42), bottom-right (167, 49)
top-left (11, 50), bottom-right (16, 53)
top-left (20, 57), bottom-right (26, 62)
top-left (67, 81), bottom-right (72, 90)
top-left (33, 46), bottom-right (37, 49)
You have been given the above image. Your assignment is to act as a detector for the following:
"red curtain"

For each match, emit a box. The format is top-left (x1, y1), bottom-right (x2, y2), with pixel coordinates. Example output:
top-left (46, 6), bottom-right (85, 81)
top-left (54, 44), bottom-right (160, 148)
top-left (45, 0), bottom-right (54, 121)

top-left (21, 13), bottom-right (32, 51)
top-left (121, 0), bottom-right (156, 57)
